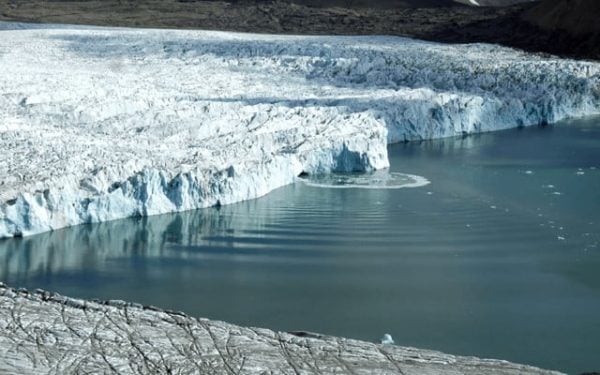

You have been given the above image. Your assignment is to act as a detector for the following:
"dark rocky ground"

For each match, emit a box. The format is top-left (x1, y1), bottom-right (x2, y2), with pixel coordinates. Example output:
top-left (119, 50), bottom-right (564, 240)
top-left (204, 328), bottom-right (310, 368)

top-left (0, 0), bottom-right (598, 60)
top-left (437, 0), bottom-right (600, 61)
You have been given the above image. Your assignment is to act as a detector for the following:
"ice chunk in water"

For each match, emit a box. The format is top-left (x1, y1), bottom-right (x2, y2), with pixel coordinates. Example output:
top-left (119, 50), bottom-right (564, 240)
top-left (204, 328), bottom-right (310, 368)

top-left (299, 171), bottom-right (430, 189)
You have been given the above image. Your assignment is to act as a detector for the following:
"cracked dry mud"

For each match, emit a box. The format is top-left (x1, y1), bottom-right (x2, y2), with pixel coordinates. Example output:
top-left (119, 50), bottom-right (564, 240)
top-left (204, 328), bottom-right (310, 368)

top-left (0, 284), bottom-right (562, 374)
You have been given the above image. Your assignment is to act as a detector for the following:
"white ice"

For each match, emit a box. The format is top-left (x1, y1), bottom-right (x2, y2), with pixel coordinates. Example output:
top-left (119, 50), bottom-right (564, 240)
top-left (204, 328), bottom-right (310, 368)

top-left (380, 334), bottom-right (395, 345)
top-left (1, 22), bottom-right (599, 238)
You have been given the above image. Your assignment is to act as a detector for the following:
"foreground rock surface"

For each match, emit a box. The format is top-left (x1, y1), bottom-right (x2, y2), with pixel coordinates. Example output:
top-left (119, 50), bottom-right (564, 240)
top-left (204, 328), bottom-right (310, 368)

top-left (0, 284), bottom-right (562, 374)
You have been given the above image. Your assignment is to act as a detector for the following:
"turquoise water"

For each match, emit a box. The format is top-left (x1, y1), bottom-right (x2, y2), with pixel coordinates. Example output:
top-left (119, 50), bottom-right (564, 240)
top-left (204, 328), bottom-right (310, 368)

top-left (1, 117), bottom-right (599, 373)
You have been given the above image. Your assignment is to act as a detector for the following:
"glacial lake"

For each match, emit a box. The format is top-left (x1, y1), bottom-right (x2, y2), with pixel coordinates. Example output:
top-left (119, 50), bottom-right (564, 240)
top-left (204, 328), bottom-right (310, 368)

top-left (1, 117), bottom-right (599, 374)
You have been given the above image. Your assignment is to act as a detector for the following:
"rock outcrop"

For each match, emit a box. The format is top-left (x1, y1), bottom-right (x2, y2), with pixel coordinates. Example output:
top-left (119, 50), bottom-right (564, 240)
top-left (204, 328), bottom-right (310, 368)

top-left (522, 0), bottom-right (600, 59)
top-left (525, 0), bottom-right (600, 37)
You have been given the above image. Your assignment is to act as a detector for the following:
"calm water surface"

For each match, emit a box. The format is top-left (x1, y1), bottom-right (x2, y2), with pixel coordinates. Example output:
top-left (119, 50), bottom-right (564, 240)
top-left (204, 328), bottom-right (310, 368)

top-left (1, 117), bottom-right (600, 373)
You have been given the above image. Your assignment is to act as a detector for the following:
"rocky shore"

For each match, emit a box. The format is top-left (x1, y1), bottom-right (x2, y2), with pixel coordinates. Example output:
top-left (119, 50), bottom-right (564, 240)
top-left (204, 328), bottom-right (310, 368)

top-left (0, 283), bottom-right (563, 374)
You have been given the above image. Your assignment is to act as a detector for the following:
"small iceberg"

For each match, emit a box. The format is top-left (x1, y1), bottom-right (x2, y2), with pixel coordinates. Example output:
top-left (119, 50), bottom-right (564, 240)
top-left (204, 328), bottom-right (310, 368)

top-left (380, 334), bottom-right (395, 345)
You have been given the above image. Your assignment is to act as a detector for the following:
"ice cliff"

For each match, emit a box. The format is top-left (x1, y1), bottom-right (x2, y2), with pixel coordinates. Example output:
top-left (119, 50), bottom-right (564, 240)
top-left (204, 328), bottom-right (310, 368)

top-left (1, 22), bottom-right (599, 238)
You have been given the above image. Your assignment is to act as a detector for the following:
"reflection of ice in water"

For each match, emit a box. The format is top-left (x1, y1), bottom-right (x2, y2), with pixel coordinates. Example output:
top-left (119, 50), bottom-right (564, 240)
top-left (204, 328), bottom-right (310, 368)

top-left (298, 170), bottom-right (430, 189)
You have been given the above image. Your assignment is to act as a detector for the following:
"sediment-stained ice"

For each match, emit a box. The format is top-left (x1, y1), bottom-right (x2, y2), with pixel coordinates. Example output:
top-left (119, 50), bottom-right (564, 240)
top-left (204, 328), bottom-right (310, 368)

top-left (1, 22), bottom-right (599, 237)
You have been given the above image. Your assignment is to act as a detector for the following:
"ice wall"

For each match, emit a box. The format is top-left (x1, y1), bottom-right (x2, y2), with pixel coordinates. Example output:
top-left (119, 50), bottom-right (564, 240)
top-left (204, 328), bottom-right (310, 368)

top-left (1, 24), bottom-right (599, 237)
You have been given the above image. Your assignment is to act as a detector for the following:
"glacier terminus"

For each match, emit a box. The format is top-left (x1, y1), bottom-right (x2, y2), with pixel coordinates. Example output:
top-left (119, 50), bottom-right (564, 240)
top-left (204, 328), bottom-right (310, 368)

top-left (1, 22), bottom-right (599, 238)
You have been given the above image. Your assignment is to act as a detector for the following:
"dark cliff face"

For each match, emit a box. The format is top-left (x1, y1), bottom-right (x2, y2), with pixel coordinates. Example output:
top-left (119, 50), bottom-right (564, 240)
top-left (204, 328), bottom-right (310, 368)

top-left (210, 0), bottom-right (536, 8)
top-left (419, 0), bottom-right (600, 61)
top-left (455, 0), bottom-right (537, 5)
top-left (522, 0), bottom-right (600, 59)
top-left (227, 0), bottom-right (459, 7)
top-left (525, 0), bottom-right (600, 36)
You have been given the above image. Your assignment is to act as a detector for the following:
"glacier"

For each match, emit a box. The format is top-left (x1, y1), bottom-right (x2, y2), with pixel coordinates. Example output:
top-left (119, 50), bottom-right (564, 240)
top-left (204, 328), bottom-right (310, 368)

top-left (1, 22), bottom-right (599, 238)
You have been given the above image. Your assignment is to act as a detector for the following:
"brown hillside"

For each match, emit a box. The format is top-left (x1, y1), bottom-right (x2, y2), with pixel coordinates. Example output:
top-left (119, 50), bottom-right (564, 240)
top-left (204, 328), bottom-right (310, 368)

top-left (525, 0), bottom-right (600, 36)
top-left (0, 0), bottom-right (597, 60)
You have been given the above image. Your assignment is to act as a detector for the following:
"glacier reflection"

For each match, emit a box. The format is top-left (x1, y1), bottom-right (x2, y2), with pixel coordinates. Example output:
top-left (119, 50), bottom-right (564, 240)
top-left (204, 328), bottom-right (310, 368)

top-left (0, 206), bottom-right (240, 280)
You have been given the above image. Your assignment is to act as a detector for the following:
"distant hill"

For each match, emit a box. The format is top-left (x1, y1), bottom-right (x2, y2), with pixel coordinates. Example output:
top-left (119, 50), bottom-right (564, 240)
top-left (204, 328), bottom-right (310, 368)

top-left (455, 0), bottom-right (537, 6)
top-left (238, 0), bottom-right (459, 8)
top-left (0, 0), bottom-right (597, 60)
top-left (522, 0), bottom-right (600, 59)
top-left (241, 0), bottom-right (536, 7)
top-left (418, 0), bottom-right (599, 60)
top-left (525, 0), bottom-right (600, 36)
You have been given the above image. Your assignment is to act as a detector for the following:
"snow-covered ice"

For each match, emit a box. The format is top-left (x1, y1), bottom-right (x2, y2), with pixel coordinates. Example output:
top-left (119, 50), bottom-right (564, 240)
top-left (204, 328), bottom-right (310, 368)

top-left (1, 22), bottom-right (599, 238)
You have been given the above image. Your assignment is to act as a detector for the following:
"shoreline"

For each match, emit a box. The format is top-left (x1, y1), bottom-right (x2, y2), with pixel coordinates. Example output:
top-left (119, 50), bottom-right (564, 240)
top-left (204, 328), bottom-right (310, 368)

top-left (0, 283), bottom-right (564, 374)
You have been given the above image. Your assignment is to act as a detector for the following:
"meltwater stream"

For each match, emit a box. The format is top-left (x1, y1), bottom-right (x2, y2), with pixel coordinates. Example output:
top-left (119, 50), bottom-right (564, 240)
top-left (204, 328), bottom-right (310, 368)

top-left (1, 117), bottom-right (600, 373)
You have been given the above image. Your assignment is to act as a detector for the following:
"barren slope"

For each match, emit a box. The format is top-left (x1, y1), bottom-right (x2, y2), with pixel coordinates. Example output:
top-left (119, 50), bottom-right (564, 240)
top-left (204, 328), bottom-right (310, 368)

top-left (526, 0), bottom-right (600, 36)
